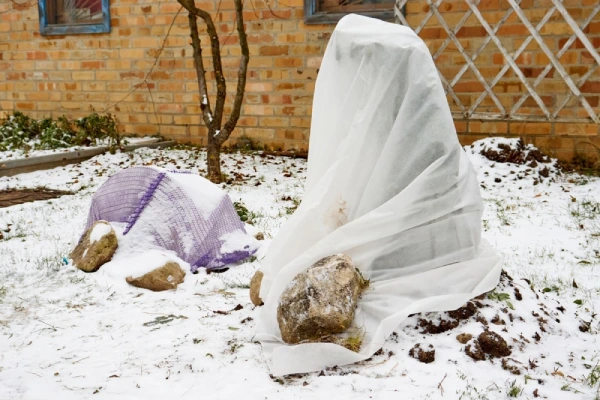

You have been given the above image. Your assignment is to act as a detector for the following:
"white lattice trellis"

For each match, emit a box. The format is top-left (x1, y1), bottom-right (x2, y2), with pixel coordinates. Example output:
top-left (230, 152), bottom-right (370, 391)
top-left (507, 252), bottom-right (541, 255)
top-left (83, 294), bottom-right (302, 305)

top-left (395, 0), bottom-right (600, 123)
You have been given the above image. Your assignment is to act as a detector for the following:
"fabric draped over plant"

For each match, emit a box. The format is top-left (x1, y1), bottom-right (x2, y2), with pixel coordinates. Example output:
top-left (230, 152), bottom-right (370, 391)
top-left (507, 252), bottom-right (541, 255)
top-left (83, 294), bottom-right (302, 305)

top-left (255, 14), bottom-right (502, 376)
top-left (83, 166), bottom-right (257, 271)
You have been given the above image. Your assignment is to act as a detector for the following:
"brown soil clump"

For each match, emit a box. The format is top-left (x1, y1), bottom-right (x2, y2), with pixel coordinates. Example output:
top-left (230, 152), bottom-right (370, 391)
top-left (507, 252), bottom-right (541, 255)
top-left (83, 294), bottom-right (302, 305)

top-left (502, 358), bottom-right (521, 375)
top-left (418, 318), bottom-right (459, 334)
top-left (478, 331), bottom-right (511, 358)
top-left (409, 343), bottom-right (435, 364)
top-left (480, 139), bottom-right (551, 165)
top-left (448, 302), bottom-right (478, 320)
top-left (465, 342), bottom-right (485, 361)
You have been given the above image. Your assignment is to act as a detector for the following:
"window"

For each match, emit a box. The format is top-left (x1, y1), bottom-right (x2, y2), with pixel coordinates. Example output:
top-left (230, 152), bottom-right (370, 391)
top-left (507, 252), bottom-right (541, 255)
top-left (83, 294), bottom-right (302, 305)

top-left (38, 0), bottom-right (111, 35)
top-left (305, 0), bottom-right (401, 24)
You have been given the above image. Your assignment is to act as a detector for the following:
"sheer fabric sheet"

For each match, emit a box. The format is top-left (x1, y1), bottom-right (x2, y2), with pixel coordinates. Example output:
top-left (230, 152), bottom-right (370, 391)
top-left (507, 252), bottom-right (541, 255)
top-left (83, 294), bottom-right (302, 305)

top-left (255, 14), bottom-right (502, 376)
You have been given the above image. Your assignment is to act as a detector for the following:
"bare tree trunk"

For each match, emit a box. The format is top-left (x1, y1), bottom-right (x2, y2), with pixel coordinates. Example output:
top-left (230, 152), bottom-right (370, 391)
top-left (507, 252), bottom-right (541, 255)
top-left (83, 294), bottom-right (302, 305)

top-left (178, 0), bottom-right (249, 184)
top-left (206, 139), bottom-right (222, 182)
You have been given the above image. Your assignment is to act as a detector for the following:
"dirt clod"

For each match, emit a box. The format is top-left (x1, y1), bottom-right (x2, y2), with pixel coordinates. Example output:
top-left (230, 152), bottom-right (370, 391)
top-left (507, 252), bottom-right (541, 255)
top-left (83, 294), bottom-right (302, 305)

top-left (478, 331), bottom-right (511, 358)
top-left (408, 343), bottom-right (435, 364)
top-left (579, 321), bottom-right (591, 333)
top-left (514, 287), bottom-right (522, 301)
top-left (465, 342), bottom-right (485, 361)
top-left (418, 318), bottom-right (459, 334)
top-left (502, 358), bottom-right (521, 375)
top-left (448, 302), bottom-right (477, 320)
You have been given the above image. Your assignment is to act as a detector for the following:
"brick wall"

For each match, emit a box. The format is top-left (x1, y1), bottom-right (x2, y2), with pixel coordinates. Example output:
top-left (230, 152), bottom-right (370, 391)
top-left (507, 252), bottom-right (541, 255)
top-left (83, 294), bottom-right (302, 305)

top-left (1, 0), bottom-right (599, 159)
top-left (0, 0), bottom-right (333, 151)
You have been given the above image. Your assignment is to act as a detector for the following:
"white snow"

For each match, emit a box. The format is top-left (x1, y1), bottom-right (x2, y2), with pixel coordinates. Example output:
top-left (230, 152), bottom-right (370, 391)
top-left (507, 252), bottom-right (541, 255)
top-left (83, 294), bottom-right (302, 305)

top-left (89, 223), bottom-right (113, 244)
top-left (0, 140), bottom-right (598, 399)
top-left (98, 249), bottom-right (188, 284)
top-left (219, 229), bottom-right (259, 254)
top-left (167, 171), bottom-right (225, 219)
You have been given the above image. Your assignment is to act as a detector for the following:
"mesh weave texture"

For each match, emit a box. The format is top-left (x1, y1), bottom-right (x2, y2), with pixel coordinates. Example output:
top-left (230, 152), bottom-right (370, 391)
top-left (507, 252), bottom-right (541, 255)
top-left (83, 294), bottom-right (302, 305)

top-left (84, 166), bottom-right (255, 271)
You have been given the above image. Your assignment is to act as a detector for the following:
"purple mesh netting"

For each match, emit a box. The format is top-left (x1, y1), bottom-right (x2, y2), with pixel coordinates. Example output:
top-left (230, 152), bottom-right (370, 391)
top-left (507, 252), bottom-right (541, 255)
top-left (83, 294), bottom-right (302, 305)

top-left (84, 166), bottom-right (256, 271)
top-left (123, 172), bottom-right (166, 235)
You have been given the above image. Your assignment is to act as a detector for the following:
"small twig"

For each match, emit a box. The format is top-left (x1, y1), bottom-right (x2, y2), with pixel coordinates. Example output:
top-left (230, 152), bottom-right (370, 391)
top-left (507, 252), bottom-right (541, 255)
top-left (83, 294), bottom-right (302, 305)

top-left (386, 362), bottom-right (399, 377)
top-left (262, 0), bottom-right (290, 19)
top-left (72, 356), bottom-right (90, 364)
top-left (146, 84), bottom-right (160, 134)
top-left (37, 319), bottom-right (61, 331)
top-left (181, 385), bottom-right (195, 397)
top-left (438, 373), bottom-right (447, 396)
top-left (27, 371), bottom-right (42, 377)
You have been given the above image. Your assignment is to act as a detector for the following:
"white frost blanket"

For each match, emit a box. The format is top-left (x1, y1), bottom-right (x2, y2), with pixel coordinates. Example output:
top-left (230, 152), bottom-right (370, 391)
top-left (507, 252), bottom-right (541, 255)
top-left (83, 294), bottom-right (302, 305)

top-left (255, 14), bottom-right (502, 375)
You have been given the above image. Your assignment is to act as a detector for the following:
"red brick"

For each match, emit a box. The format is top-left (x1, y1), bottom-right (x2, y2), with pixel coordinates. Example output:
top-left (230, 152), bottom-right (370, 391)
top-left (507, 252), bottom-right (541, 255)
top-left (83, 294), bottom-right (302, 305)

top-left (81, 61), bottom-right (104, 69)
top-left (259, 45), bottom-right (289, 56)
top-left (581, 82), bottom-right (600, 93)
top-left (456, 26), bottom-right (488, 38)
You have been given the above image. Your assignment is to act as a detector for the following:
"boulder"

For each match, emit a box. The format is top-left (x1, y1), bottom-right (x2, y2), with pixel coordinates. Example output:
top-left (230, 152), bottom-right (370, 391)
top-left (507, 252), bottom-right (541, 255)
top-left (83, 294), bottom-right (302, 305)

top-left (71, 220), bottom-right (118, 273)
top-left (126, 262), bottom-right (185, 292)
top-left (250, 270), bottom-right (264, 306)
top-left (277, 254), bottom-right (365, 344)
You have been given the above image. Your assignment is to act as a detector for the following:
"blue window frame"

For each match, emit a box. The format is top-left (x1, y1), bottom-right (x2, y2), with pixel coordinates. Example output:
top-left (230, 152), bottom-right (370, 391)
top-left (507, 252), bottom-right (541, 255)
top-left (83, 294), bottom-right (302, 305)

top-left (304, 0), bottom-right (402, 24)
top-left (38, 0), bottom-right (111, 35)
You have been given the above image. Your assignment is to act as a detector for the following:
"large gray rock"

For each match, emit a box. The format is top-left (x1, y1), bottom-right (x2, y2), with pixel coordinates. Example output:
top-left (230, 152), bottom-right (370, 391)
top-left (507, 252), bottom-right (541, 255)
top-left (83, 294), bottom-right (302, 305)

top-left (250, 270), bottom-right (264, 306)
top-left (277, 254), bottom-right (365, 344)
top-left (71, 220), bottom-right (118, 273)
top-left (126, 262), bottom-right (185, 292)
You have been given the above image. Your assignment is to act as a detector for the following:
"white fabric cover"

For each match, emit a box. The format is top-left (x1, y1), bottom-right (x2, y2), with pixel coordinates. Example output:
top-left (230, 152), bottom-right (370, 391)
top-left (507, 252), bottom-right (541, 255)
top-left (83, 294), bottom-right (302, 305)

top-left (255, 14), bottom-right (502, 376)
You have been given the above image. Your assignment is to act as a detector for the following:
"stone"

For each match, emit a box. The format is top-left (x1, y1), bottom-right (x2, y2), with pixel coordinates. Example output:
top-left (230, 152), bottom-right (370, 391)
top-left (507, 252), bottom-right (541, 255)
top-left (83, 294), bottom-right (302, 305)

top-left (126, 262), bottom-right (185, 292)
top-left (254, 232), bottom-right (265, 241)
top-left (70, 220), bottom-right (118, 273)
top-left (409, 343), bottom-right (435, 364)
top-left (456, 333), bottom-right (473, 344)
top-left (277, 254), bottom-right (365, 344)
top-left (250, 270), bottom-right (264, 306)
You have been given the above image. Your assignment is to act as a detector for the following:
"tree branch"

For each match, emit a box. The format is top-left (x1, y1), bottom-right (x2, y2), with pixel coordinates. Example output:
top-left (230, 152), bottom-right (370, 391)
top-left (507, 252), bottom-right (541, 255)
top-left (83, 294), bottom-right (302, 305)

top-left (179, 0), bottom-right (227, 130)
top-left (185, 11), bottom-right (215, 130)
top-left (218, 0), bottom-right (249, 146)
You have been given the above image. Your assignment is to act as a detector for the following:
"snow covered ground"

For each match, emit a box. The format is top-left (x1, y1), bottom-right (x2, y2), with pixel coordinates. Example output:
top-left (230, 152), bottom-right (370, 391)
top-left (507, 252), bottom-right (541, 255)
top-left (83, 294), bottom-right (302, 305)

top-left (0, 139), bottom-right (599, 399)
